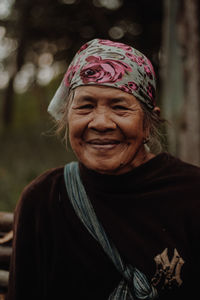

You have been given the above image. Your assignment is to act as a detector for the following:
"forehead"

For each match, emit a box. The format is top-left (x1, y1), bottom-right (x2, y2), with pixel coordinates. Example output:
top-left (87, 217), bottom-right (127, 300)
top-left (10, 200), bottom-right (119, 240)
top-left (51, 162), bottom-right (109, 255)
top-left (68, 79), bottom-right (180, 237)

top-left (73, 85), bottom-right (140, 105)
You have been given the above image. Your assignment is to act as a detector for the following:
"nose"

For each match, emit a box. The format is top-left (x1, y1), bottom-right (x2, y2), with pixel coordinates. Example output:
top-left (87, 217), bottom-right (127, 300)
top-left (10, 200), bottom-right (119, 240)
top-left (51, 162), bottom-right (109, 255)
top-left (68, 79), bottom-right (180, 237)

top-left (88, 110), bottom-right (116, 132)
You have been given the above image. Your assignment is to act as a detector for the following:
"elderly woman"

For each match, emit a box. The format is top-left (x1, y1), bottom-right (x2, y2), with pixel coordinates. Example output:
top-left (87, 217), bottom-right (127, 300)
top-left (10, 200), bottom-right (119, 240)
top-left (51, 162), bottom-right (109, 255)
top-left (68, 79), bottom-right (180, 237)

top-left (8, 39), bottom-right (200, 300)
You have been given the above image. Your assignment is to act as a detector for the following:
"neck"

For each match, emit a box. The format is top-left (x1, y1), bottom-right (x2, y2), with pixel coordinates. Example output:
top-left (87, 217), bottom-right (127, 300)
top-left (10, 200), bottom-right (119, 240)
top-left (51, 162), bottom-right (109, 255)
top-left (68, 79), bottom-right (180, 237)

top-left (116, 150), bottom-right (155, 175)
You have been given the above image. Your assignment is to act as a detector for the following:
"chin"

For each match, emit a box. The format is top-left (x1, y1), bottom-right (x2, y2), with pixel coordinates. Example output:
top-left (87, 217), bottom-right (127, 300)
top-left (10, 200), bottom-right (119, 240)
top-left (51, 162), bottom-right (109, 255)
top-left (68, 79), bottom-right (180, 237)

top-left (83, 159), bottom-right (125, 175)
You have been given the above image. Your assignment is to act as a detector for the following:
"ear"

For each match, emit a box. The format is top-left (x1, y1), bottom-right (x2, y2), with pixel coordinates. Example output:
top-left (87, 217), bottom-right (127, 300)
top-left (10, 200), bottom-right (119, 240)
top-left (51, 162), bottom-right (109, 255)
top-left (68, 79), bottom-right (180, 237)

top-left (153, 106), bottom-right (160, 116)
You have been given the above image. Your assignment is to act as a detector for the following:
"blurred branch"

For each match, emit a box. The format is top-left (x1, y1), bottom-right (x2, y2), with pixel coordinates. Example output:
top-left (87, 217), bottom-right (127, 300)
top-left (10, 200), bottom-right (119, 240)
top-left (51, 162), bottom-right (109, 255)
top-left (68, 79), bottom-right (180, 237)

top-left (0, 232), bottom-right (13, 245)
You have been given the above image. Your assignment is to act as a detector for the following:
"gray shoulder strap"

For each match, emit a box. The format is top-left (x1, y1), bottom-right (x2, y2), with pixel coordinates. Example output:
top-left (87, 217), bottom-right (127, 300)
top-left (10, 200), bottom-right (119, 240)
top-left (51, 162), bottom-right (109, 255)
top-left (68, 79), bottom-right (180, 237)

top-left (64, 162), bottom-right (158, 300)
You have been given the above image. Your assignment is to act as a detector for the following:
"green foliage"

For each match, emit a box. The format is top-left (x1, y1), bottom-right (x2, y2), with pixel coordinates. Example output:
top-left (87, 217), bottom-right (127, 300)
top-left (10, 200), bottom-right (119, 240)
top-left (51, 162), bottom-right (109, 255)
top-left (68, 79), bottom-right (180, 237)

top-left (0, 0), bottom-right (164, 212)
top-left (0, 82), bottom-right (76, 212)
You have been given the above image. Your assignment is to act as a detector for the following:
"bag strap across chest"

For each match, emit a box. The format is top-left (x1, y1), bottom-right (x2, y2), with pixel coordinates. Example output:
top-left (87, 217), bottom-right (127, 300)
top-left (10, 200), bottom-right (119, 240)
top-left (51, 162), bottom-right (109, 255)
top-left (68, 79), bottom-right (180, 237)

top-left (64, 162), bottom-right (158, 300)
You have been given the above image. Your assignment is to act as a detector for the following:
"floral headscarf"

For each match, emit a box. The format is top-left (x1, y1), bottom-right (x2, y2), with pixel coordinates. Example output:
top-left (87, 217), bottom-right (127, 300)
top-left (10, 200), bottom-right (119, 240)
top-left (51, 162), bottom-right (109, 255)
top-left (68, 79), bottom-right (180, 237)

top-left (48, 38), bottom-right (156, 120)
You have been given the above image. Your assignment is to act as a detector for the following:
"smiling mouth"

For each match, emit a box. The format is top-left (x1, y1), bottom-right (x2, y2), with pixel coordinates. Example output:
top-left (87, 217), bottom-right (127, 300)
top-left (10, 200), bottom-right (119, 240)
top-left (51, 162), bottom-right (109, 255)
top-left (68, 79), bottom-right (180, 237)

top-left (86, 139), bottom-right (120, 150)
top-left (87, 139), bottom-right (120, 145)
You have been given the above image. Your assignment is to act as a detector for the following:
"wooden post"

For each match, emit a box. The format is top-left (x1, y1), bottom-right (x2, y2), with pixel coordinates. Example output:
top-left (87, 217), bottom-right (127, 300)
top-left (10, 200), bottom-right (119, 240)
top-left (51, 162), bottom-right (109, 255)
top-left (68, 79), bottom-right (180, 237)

top-left (0, 246), bottom-right (12, 264)
top-left (0, 270), bottom-right (9, 288)
top-left (0, 211), bottom-right (13, 294)
top-left (0, 212), bottom-right (13, 232)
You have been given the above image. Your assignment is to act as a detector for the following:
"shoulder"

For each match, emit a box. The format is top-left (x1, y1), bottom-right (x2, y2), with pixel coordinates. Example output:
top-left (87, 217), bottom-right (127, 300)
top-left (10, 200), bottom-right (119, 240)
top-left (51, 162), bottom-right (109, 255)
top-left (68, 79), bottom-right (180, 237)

top-left (15, 167), bottom-right (65, 217)
top-left (161, 153), bottom-right (200, 198)
top-left (22, 166), bottom-right (64, 197)
top-left (168, 154), bottom-right (200, 177)
top-left (151, 153), bottom-right (200, 194)
top-left (157, 152), bottom-right (200, 175)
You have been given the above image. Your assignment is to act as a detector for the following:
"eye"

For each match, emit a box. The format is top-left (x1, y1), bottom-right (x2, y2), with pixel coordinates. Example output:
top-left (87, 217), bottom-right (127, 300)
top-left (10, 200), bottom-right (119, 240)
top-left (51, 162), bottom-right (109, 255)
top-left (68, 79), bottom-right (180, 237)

top-left (78, 104), bottom-right (94, 109)
top-left (112, 105), bottom-right (128, 110)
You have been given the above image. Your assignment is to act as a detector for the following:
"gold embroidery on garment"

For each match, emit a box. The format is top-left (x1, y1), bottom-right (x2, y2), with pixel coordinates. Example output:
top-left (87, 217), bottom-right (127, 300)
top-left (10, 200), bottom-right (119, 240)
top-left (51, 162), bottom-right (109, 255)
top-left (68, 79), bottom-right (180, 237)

top-left (151, 248), bottom-right (185, 290)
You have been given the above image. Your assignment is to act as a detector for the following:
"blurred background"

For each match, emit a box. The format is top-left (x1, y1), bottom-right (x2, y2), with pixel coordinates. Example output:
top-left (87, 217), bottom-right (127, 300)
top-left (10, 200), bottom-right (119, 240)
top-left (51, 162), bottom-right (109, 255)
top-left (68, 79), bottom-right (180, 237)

top-left (0, 0), bottom-right (200, 212)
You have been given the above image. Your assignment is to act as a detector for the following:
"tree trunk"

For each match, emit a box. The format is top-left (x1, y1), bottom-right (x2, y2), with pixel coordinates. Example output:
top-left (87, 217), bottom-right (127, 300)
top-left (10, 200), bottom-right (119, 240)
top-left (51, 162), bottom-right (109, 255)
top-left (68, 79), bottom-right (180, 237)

top-left (2, 76), bottom-right (15, 127)
top-left (178, 0), bottom-right (200, 165)
top-left (161, 0), bottom-right (200, 166)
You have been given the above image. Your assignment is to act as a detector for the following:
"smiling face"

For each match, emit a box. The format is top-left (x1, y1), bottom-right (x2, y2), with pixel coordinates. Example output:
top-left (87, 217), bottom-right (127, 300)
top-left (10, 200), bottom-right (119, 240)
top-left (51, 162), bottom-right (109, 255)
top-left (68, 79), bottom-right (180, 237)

top-left (68, 85), bottom-right (154, 175)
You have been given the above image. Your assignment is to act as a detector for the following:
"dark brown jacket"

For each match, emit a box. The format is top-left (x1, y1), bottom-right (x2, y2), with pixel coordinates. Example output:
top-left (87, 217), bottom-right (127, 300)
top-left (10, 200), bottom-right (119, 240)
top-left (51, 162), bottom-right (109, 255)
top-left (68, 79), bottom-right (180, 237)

top-left (7, 153), bottom-right (200, 299)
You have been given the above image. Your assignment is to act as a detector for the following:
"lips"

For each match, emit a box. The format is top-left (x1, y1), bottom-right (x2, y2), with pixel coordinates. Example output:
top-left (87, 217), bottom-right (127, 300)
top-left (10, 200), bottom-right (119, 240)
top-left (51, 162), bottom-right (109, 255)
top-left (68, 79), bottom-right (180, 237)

top-left (87, 139), bottom-right (120, 145)
top-left (86, 139), bottom-right (120, 150)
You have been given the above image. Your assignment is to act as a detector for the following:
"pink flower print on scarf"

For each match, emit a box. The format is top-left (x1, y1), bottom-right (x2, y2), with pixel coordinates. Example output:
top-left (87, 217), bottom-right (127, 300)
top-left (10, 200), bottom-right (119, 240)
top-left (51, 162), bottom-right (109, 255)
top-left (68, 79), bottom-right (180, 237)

top-left (147, 82), bottom-right (155, 102)
top-left (118, 82), bottom-right (138, 94)
top-left (98, 39), bottom-right (133, 52)
top-left (64, 62), bottom-right (81, 87)
top-left (77, 43), bottom-right (89, 54)
top-left (128, 81), bottom-right (138, 91)
top-left (118, 85), bottom-right (131, 93)
top-left (144, 65), bottom-right (153, 79)
top-left (125, 52), bottom-right (145, 66)
top-left (146, 58), bottom-right (156, 77)
top-left (80, 55), bottom-right (132, 84)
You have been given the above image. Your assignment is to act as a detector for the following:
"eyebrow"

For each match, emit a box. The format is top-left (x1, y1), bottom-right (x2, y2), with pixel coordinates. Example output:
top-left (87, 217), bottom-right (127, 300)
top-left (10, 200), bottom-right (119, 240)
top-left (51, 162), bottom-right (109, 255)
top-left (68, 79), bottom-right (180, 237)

top-left (110, 97), bottom-right (130, 104)
top-left (75, 95), bottom-right (130, 104)
top-left (75, 96), bottom-right (96, 104)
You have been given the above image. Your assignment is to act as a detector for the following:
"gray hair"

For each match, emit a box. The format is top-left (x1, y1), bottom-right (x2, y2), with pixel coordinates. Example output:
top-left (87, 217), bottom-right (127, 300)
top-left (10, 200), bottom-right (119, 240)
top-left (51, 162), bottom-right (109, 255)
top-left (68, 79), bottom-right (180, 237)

top-left (139, 102), bottom-right (167, 154)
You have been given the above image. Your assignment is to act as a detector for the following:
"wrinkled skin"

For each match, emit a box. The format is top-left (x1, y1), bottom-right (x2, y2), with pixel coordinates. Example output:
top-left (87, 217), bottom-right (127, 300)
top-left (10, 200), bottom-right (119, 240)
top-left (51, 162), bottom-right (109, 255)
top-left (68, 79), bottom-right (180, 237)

top-left (68, 85), bottom-right (155, 175)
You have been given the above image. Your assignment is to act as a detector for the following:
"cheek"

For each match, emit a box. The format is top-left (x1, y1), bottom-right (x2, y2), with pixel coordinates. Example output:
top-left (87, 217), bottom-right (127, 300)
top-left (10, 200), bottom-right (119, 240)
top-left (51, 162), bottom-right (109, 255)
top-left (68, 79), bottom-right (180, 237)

top-left (68, 124), bottom-right (80, 146)
top-left (121, 119), bottom-right (145, 140)
top-left (68, 126), bottom-right (82, 157)
top-left (68, 118), bottom-right (87, 147)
